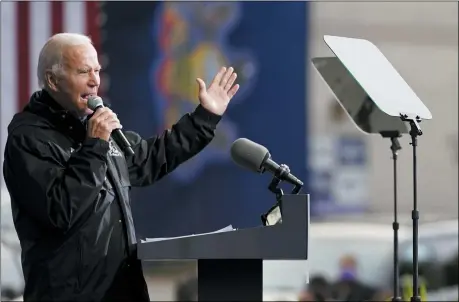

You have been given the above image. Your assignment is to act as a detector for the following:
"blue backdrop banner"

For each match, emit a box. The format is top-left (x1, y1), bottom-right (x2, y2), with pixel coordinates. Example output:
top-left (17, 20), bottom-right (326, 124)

top-left (102, 2), bottom-right (309, 238)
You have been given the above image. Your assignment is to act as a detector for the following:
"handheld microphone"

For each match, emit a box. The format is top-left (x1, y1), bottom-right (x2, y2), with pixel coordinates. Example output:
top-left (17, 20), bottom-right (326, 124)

top-left (230, 138), bottom-right (303, 186)
top-left (87, 96), bottom-right (135, 156)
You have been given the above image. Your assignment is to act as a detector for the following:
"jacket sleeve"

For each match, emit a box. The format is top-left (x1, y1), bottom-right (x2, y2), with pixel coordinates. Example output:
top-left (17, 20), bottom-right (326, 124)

top-left (3, 133), bottom-right (110, 233)
top-left (125, 104), bottom-right (221, 187)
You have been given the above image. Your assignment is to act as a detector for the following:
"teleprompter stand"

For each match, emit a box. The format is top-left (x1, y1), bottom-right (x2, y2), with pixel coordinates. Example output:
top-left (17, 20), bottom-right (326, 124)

top-left (400, 114), bottom-right (423, 302)
top-left (311, 35), bottom-right (432, 302)
top-left (381, 131), bottom-right (403, 302)
top-left (137, 193), bottom-right (309, 301)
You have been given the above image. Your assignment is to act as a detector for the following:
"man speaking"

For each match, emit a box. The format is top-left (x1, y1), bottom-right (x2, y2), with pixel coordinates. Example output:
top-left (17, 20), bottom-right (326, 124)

top-left (2, 33), bottom-right (239, 302)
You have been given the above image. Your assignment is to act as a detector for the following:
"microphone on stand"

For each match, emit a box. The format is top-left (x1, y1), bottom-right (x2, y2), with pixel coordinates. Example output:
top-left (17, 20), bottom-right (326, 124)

top-left (230, 138), bottom-right (303, 187)
top-left (230, 137), bottom-right (304, 226)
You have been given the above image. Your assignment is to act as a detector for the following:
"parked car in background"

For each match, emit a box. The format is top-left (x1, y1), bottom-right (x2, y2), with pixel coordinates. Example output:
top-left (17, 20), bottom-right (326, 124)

top-left (409, 219), bottom-right (459, 301)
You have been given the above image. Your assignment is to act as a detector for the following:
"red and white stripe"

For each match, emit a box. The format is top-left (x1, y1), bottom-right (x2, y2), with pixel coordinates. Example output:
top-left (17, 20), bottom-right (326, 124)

top-left (0, 1), bottom-right (101, 188)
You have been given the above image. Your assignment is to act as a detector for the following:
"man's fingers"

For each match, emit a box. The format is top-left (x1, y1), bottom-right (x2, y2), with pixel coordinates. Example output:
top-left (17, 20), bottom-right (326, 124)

top-left (220, 67), bottom-right (234, 87)
top-left (90, 107), bottom-right (108, 119)
top-left (227, 84), bottom-right (240, 99)
top-left (106, 116), bottom-right (120, 125)
top-left (196, 78), bottom-right (206, 92)
top-left (108, 121), bottom-right (122, 130)
top-left (104, 112), bottom-right (120, 125)
top-left (89, 109), bottom-right (119, 132)
top-left (224, 72), bottom-right (237, 92)
top-left (211, 66), bottom-right (226, 86)
top-left (96, 109), bottom-right (116, 121)
top-left (101, 120), bottom-right (121, 132)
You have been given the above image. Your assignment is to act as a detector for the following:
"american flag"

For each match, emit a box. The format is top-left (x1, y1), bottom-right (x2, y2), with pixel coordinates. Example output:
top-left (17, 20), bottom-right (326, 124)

top-left (0, 1), bottom-right (102, 188)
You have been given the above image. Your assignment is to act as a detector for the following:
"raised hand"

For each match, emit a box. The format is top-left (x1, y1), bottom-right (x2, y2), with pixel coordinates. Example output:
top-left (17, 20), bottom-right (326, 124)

top-left (196, 66), bottom-right (240, 116)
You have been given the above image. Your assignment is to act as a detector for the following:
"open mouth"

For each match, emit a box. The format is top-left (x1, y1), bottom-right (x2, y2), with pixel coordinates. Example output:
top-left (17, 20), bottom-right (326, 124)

top-left (81, 93), bottom-right (96, 100)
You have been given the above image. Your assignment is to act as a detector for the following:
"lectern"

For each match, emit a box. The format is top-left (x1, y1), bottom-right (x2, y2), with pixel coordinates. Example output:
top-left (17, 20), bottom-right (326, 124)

top-left (137, 194), bottom-right (309, 301)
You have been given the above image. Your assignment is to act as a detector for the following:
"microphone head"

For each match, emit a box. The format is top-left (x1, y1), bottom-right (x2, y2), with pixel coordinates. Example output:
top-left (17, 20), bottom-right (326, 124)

top-left (230, 138), bottom-right (270, 173)
top-left (87, 96), bottom-right (104, 111)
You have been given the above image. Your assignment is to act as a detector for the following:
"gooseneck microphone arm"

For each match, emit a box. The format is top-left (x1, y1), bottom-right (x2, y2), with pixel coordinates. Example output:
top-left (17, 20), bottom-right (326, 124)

top-left (266, 163), bottom-right (303, 195)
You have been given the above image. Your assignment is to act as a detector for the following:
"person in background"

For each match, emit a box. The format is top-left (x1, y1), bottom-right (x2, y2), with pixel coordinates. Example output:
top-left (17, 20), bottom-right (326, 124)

top-left (331, 255), bottom-right (377, 301)
top-left (298, 275), bottom-right (333, 301)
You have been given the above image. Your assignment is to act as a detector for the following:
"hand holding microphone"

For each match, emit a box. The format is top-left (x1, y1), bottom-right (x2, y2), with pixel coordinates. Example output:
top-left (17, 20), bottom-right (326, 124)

top-left (87, 106), bottom-right (121, 142)
top-left (87, 96), bottom-right (135, 156)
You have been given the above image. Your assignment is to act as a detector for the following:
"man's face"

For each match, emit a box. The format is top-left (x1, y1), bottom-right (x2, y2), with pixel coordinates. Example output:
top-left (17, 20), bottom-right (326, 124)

top-left (50, 43), bottom-right (101, 117)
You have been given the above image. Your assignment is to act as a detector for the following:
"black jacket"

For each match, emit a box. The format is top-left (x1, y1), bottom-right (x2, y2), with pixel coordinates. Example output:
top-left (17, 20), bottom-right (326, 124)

top-left (3, 90), bottom-right (221, 301)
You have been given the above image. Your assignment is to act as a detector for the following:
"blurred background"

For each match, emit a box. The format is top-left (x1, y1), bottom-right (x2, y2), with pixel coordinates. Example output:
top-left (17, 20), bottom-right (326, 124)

top-left (1, 1), bottom-right (457, 301)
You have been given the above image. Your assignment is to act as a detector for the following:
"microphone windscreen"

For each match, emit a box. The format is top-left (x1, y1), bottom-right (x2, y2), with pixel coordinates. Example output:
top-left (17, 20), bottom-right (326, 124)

top-left (230, 138), bottom-right (269, 173)
top-left (87, 96), bottom-right (104, 111)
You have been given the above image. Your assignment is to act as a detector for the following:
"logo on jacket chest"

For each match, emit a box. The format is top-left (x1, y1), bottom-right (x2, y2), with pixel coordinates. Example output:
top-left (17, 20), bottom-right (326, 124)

top-left (108, 140), bottom-right (123, 157)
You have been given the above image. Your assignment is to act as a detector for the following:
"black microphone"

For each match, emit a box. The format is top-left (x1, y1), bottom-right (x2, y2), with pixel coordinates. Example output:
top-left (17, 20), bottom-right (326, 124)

top-left (87, 96), bottom-right (135, 156)
top-left (230, 138), bottom-right (303, 186)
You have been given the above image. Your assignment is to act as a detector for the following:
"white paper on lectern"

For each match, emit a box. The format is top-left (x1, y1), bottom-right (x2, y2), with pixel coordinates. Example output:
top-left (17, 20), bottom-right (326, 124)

top-left (323, 35), bottom-right (432, 120)
top-left (140, 225), bottom-right (235, 243)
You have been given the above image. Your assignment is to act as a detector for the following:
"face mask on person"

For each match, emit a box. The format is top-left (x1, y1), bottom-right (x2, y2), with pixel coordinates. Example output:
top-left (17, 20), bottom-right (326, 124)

top-left (340, 267), bottom-right (357, 281)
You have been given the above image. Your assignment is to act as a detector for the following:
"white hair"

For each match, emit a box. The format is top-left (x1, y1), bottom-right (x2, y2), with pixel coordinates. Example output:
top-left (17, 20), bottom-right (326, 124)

top-left (37, 33), bottom-right (93, 88)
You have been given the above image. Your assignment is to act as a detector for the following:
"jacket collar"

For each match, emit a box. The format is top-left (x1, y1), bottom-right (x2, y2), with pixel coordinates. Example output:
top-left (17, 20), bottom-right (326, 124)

top-left (24, 89), bottom-right (88, 141)
top-left (26, 89), bottom-right (72, 115)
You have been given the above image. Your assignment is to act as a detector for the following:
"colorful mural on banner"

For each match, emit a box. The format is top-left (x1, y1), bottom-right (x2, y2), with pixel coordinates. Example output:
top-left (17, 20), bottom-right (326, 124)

top-left (152, 2), bottom-right (257, 181)
top-left (102, 2), bottom-right (309, 238)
